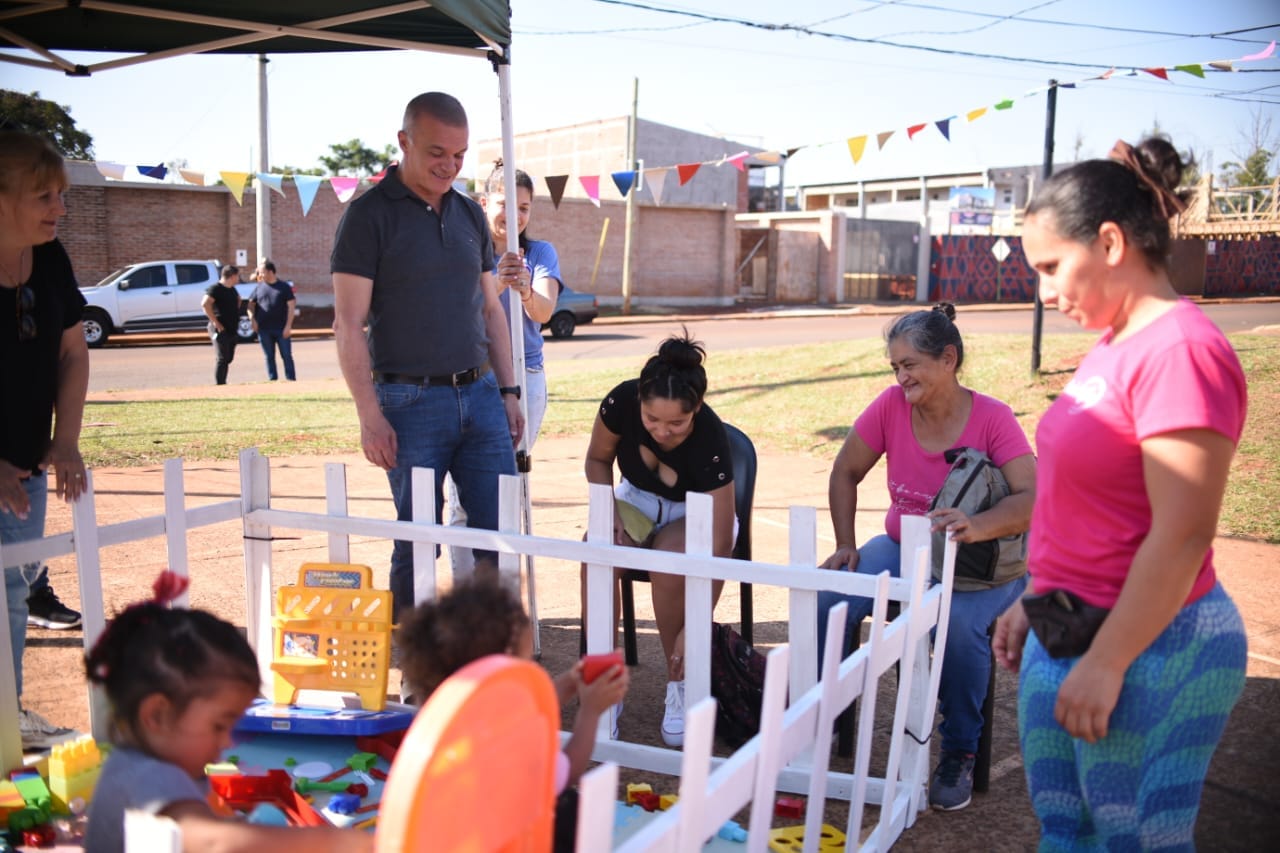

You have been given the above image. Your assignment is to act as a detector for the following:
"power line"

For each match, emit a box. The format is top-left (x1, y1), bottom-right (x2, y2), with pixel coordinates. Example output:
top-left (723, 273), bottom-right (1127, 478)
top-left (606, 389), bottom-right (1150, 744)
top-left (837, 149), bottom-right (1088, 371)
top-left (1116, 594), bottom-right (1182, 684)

top-left (588, 0), bottom-right (1278, 72)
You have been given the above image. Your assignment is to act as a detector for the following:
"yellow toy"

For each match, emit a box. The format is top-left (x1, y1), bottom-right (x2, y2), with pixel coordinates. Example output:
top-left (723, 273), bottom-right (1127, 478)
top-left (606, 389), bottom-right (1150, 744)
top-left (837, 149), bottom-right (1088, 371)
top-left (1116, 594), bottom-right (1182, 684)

top-left (46, 735), bottom-right (103, 813)
top-left (271, 563), bottom-right (391, 711)
top-left (769, 823), bottom-right (847, 852)
top-left (624, 782), bottom-right (653, 805)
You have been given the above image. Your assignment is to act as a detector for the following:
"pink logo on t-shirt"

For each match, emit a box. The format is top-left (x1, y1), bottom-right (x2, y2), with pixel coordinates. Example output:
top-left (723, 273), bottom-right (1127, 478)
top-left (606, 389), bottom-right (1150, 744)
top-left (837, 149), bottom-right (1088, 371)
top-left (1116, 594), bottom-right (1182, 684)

top-left (1064, 375), bottom-right (1107, 414)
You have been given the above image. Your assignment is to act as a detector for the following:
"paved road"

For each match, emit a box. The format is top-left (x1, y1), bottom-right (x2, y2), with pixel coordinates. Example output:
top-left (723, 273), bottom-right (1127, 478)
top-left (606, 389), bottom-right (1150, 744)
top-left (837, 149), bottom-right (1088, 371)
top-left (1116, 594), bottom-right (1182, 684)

top-left (85, 302), bottom-right (1280, 393)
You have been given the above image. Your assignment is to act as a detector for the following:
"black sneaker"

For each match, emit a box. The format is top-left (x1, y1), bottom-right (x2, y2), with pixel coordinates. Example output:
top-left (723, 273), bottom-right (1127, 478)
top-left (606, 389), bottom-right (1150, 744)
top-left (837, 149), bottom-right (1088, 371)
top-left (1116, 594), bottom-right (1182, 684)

top-left (27, 585), bottom-right (82, 630)
top-left (929, 750), bottom-right (975, 811)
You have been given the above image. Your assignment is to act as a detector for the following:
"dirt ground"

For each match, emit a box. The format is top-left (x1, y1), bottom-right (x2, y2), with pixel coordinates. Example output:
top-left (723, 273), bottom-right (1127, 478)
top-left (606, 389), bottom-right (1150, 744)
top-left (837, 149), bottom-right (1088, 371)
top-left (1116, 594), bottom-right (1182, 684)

top-left (20, 387), bottom-right (1280, 849)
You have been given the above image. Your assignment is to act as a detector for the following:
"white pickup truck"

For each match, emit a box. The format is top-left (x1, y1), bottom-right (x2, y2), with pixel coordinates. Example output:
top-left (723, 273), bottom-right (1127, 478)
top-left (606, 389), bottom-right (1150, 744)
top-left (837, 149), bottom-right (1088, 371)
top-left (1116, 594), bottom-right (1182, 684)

top-left (79, 259), bottom-right (256, 347)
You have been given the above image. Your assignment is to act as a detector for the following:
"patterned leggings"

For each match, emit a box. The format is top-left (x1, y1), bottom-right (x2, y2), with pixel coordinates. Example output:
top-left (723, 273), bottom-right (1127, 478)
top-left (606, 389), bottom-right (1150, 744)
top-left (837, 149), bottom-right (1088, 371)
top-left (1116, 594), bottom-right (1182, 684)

top-left (1018, 582), bottom-right (1246, 852)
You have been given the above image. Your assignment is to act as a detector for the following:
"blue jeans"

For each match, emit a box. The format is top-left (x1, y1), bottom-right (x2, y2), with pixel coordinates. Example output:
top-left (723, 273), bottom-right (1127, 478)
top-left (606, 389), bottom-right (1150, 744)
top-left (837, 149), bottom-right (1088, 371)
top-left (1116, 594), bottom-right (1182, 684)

top-left (2, 473), bottom-right (47, 697)
top-left (817, 533), bottom-right (1027, 754)
top-left (377, 371), bottom-right (516, 620)
top-left (257, 329), bottom-right (295, 381)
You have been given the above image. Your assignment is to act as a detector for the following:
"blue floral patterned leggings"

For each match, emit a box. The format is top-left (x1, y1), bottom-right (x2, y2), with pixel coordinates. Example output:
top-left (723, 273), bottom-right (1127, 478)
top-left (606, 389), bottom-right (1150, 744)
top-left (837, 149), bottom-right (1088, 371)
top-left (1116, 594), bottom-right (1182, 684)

top-left (1018, 582), bottom-right (1246, 852)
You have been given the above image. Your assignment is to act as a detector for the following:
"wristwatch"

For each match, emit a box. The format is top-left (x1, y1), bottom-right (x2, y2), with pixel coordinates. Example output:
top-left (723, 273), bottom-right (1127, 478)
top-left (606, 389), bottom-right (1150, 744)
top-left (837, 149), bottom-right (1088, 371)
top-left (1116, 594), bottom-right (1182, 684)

top-left (499, 385), bottom-right (521, 400)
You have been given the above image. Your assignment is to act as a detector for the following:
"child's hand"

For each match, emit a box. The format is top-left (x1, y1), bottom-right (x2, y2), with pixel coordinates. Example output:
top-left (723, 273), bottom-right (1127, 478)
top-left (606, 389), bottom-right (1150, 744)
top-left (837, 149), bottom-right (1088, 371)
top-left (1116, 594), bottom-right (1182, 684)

top-left (554, 665), bottom-right (580, 706)
top-left (577, 659), bottom-right (629, 718)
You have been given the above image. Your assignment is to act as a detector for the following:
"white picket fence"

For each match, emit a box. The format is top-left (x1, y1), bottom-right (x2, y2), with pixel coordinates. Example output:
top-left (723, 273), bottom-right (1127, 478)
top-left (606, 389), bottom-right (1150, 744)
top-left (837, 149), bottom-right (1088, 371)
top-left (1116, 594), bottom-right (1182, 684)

top-left (0, 449), bottom-right (956, 851)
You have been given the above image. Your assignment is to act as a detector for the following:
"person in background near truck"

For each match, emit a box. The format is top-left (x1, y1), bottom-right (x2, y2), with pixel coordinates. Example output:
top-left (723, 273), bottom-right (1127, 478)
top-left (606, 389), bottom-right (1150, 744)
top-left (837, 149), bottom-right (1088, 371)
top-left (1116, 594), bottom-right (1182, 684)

top-left (0, 129), bottom-right (91, 749)
top-left (249, 259), bottom-right (297, 382)
top-left (201, 264), bottom-right (242, 386)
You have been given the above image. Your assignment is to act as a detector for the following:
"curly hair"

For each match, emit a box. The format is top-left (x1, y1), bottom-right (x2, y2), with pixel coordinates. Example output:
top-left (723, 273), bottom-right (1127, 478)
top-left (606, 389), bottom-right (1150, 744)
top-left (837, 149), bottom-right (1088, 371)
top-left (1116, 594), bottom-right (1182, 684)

top-left (395, 579), bottom-right (530, 701)
top-left (637, 328), bottom-right (708, 413)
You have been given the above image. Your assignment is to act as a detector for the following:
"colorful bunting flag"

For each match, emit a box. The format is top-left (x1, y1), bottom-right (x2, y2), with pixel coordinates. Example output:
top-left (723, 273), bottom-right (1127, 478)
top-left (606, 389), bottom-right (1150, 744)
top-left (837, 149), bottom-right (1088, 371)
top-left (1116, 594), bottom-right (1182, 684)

top-left (140, 164), bottom-right (167, 180)
top-left (993, 99), bottom-right (1014, 110)
top-left (935, 119), bottom-right (953, 141)
top-left (330, 177), bottom-right (359, 203)
top-left (1141, 67), bottom-right (1169, 81)
top-left (754, 151), bottom-right (782, 164)
top-left (1208, 60), bottom-right (1233, 72)
top-left (1174, 64), bottom-right (1205, 78)
top-left (966, 108), bottom-right (987, 123)
top-left (293, 175), bottom-right (323, 216)
top-left (611, 170), bottom-right (636, 198)
top-left (907, 123), bottom-right (928, 140)
top-left (220, 171), bottom-right (249, 205)
top-left (785, 147), bottom-right (801, 158)
top-left (676, 163), bottom-right (700, 186)
top-left (177, 169), bottom-right (205, 186)
top-left (846, 135), bottom-right (867, 165)
top-left (580, 175), bottom-right (601, 207)
top-left (256, 173), bottom-right (285, 197)
top-left (644, 168), bottom-right (668, 206)
top-left (95, 162), bottom-right (126, 180)
top-left (1242, 40), bottom-right (1275, 61)
top-left (544, 175), bottom-right (568, 209)
top-left (726, 151), bottom-right (750, 172)
top-left (876, 131), bottom-right (894, 150)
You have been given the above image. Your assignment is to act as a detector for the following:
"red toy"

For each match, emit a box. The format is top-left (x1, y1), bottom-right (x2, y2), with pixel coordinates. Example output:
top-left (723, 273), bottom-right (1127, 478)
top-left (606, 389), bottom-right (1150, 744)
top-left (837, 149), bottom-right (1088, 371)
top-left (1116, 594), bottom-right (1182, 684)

top-left (581, 651), bottom-right (624, 684)
top-left (633, 792), bottom-right (661, 812)
top-left (22, 824), bottom-right (57, 848)
top-left (774, 796), bottom-right (805, 819)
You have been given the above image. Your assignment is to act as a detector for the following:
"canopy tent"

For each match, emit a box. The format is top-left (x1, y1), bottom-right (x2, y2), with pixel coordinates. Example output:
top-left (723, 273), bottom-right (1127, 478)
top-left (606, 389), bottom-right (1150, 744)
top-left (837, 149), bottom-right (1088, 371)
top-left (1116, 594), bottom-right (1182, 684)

top-left (0, 0), bottom-right (544, 775)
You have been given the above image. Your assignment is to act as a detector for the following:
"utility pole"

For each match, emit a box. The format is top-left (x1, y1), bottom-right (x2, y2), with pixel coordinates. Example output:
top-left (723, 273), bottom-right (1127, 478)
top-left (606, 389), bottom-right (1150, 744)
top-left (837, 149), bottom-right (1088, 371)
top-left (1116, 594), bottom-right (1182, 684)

top-left (255, 54), bottom-right (271, 263)
top-left (1031, 79), bottom-right (1056, 376)
top-left (621, 78), bottom-right (638, 315)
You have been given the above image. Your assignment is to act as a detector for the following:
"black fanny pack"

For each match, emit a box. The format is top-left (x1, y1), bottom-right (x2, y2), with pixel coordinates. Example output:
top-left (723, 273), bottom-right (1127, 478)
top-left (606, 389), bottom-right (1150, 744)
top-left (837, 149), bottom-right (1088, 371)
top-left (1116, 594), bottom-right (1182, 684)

top-left (1022, 589), bottom-right (1110, 659)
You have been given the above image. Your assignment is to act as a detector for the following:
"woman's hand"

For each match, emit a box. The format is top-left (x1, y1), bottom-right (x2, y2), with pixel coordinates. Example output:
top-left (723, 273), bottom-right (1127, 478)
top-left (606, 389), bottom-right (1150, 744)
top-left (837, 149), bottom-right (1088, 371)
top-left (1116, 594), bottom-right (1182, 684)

top-left (926, 507), bottom-right (979, 542)
top-left (495, 250), bottom-right (530, 299)
top-left (820, 545), bottom-right (859, 572)
top-left (1054, 653), bottom-right (1125, 743)
top-left (993, 598), bottom-right (1030, 672)
top-left (41, 440), bottom-right (87, 503)
top-left (0, 460), bottom-right (32, 517)
top-left (612, 510), bottom-right (639, 547)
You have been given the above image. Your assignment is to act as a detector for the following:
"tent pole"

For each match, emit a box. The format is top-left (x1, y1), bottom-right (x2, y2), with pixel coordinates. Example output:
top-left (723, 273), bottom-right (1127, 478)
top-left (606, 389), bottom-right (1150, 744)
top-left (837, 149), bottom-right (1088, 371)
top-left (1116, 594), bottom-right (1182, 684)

top-left (255, 53), bottom-right (271, 263)
top-left (497, 56), bottom-right (540, 657)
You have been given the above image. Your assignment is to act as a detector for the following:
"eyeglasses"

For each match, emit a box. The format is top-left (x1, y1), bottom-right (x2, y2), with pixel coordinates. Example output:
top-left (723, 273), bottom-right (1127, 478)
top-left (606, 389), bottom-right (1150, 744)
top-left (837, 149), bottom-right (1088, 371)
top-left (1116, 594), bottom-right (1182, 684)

top-left (16, 284), bottom-right (36, 342)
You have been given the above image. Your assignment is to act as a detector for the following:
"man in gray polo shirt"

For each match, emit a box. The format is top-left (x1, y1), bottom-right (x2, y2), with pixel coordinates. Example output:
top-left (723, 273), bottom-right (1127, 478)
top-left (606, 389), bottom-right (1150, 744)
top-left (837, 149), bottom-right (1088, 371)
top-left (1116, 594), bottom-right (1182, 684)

top-left (331, 91), bottom-right (524, 621)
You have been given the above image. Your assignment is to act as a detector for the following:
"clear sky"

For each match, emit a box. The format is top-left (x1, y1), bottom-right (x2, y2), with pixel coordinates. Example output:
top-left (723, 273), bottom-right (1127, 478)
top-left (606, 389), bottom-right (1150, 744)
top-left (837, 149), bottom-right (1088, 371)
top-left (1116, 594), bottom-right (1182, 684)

top-left (2, 0), bottom-right (1277, 191)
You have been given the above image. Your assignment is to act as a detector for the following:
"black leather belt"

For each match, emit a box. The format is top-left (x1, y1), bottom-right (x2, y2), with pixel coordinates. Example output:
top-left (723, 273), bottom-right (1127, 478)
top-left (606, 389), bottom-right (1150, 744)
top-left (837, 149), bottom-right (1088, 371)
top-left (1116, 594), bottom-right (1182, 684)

top-left (373, 361), bottom-right (489, 387)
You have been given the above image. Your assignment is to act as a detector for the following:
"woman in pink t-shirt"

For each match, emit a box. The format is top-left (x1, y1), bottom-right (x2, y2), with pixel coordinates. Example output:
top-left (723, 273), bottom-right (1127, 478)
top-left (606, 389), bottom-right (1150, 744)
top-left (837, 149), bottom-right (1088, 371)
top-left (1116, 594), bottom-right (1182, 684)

top-left (817, 303), bottom-right (1037, 812)
top-left (994, 136), bottom-right (1248, 850)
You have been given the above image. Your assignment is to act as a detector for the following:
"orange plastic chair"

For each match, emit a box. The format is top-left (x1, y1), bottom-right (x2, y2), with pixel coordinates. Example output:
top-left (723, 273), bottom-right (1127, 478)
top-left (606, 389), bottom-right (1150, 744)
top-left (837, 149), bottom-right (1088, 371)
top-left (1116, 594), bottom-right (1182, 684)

top-left (375, 655), bottom-right (561, 852)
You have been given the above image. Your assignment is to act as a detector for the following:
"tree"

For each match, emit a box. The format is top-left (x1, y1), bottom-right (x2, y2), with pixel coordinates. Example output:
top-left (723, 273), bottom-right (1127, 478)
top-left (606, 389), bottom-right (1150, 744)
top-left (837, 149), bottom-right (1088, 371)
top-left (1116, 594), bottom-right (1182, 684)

top-left (1218, 108), bottom-right (1276, 188)
top-left (318, 139), bottom-right (396, 177)
top-left (271, 165), bottom-right (326, 176)
top-left (0, 89), bottom-right (94, 159)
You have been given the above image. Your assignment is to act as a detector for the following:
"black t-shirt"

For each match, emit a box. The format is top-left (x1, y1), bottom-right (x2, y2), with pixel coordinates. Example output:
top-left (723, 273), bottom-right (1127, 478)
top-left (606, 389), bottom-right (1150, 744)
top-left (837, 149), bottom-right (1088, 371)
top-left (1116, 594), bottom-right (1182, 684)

top-left (0, 239), bottom-right (87, 473)
top-left (205, 283), bottom-right (242, 329)
top-left (598, 378), bottom-right (734, 502)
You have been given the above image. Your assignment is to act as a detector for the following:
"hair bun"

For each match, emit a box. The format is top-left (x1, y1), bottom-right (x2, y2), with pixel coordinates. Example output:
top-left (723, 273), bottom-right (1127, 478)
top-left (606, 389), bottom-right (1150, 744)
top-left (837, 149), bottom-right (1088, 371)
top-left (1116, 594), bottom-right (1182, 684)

top-left (932, 302), bottom-right (956, 322)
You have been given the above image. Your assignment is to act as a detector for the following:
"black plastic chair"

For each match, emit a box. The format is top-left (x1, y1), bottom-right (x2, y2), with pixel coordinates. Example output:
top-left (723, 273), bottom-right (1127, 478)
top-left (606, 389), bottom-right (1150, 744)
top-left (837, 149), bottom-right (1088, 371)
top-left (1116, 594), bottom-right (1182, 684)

top-left (618, 422), bottom-right (757, 666)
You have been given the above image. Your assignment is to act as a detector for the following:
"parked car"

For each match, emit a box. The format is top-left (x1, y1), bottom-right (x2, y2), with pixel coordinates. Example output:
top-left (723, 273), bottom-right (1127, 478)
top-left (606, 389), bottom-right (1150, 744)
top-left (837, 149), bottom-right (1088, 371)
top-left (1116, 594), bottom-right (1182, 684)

top-left (543, 286), bottom-right (598, 339)
top-left (79, 259), bottom-right (256, 347)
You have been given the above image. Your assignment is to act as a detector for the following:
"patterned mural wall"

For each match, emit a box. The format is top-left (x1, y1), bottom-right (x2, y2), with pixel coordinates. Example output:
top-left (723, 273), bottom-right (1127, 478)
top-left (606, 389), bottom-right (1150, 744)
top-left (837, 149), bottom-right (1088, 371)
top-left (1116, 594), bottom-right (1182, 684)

top-left (929, 235), bottom-right (1037, 303)
top-left (1203, 237), bottom-right (1280, 296)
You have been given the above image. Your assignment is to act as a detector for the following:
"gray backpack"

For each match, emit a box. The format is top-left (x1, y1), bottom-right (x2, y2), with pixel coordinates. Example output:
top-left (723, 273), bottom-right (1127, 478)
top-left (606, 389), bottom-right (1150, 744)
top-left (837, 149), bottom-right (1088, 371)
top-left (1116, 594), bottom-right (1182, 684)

top-left (929, 447), bottom-right (1027, 592)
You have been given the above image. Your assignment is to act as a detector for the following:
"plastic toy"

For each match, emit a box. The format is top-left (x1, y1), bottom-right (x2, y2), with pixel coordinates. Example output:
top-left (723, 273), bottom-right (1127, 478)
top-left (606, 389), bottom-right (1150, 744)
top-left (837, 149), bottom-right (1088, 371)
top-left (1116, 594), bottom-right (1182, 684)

top-left (717, 819), bottom-right (747, 842)
top-left (658, 793), bottom-right (678, 811)
top-left (21, 824), bottom-right (56, 848)
top-left (581, 651), bottom-right (624, 684)
top-left (768, 822), bottom-right (847, 852)
top-left (773, 796), bottom-right (804, 819)
top-left (326, 793), bottom-right (361, 815)
top-left (633, 792), bottom-right (660, 812)
top-left (271, 563), bottom-right (392, 712)
top-left (208, 770), bottom-right (326, 828)
top-left (47, 736), bottom-right (103, 813)
top-left (624, 782), bottom-right (653, 805)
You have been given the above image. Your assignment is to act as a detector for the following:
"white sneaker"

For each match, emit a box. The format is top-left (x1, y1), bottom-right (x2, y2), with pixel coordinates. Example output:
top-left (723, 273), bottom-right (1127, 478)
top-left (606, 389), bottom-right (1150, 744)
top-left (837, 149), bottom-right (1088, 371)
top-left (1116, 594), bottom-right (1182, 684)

top-left (661, 681), bottom-right (685, 747)
top-left (19, 708), bottom-right (79, 751)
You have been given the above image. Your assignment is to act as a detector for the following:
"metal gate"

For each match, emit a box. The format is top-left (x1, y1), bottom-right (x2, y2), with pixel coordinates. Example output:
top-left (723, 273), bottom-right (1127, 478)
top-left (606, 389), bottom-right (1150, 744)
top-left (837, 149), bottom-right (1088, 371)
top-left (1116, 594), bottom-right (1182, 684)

top-left (844, 219), bottom-right (919, 302)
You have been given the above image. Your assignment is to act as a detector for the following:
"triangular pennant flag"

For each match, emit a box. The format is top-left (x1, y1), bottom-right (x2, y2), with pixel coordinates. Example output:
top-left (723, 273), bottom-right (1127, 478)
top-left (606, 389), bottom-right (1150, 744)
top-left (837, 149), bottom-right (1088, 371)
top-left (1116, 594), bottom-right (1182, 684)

top-left (94, 161), bottom-right (126, 180)
top-left (611, 170), bottom-right (636, 198)
top-left (140, 164), bottom-right (167, 180)
top-left (1098, 68), bottom-right (1115, 79)
top-left (754, 151), bottom-right (782, 164)
top-left (1174, 64), bottom-right (1205, 78)
top-left (876, 131), bottom-right (894, 150)
top-left (966, 108), bottom-right (987, 123)
top-left (1141, 67), bottom-right (1169, 81)
top-left (579, 175), bottom-right (601, 207)
top-left (935, 119), bottom-right (952, 141)
top-left (993, 99), bottom-right (1014, 110)
top-left (1208, 60), bottom-right (1234, 72)
top-left (256, 172), bottom-right (285, 197)
top-left (330, 177), bottom-right (360, 203)
top-left (726, 151), bottom-right (749, 172)
top-left (644, 168), bottom-right (668, 206)
top-left (785, 147), bottom-right (801, 158)
top-left (220, 171), bottom-right (249, 205)
top-left (1242, 40), bottom-right (1275, 61)
top-left (846, 135), bottom-right (868, 165)
top-left (676, 163), bottom-right (701, 186)
top-left (544, 175), bottom-right (568, 209)
top-left (907, 123), bottom-right (928, 140)
top-left (370, 164), bottom-right (392, 184)
top-left (177, 169), bottom-right (205, 186)
top-left (293, 175), bottom-right (323, 216)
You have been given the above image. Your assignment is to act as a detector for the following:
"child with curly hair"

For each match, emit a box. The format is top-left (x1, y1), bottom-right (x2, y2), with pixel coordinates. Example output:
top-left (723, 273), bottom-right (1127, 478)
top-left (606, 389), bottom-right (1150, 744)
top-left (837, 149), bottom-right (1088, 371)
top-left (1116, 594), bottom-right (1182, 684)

top-left (396, 579), bottom-right (628, 850)
top-left (83, 573), bottom-right (371, 853)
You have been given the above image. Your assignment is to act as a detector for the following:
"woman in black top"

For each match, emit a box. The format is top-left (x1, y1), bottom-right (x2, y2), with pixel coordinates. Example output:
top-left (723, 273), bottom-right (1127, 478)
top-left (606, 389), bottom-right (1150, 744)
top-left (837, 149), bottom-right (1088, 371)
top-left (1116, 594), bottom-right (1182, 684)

top-left (583, 332), bottom-right (735, 747)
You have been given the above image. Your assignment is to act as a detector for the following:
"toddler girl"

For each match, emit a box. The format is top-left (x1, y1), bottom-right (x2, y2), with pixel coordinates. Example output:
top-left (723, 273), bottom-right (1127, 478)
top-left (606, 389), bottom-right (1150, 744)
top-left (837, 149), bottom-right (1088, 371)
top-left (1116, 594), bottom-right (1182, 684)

top-left (83, 572), bottom-right (371, 853)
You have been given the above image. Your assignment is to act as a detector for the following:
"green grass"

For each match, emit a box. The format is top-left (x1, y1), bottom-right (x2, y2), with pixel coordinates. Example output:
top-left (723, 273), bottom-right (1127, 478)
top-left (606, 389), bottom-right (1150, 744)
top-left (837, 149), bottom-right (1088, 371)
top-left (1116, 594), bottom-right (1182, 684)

top-left (80, 332), bottom-right (1280, 542)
